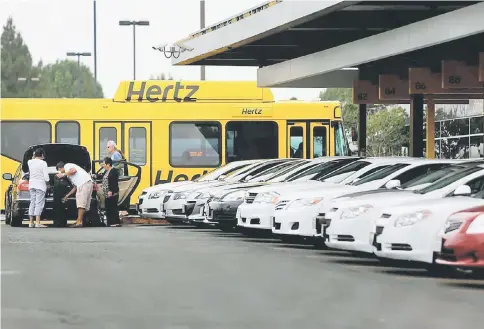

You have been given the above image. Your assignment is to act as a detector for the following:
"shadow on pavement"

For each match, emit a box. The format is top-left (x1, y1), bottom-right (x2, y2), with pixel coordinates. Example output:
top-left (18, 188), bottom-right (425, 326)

top-left (241, 238), bottom-right (281, 244)
top-left (327, 258), bottom-right (398, 268)
top-left (274, 244), bottom-right (316, 250)
top-left (319, 251), bottom-right (375, 259)
top-left (441, 282), bottom-right (484, 290)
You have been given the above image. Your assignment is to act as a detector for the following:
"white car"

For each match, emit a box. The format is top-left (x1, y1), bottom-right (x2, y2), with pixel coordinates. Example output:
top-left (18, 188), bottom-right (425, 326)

top-left (162, 158), bottom-right (299, 223)
top-left (323, 162), bottom-right (484, 254)
top-left (271, 159), bottom-right (457, 244)
top-left (238, 157), bottom-right (417, 236)
top-left (197, 157), bottom-right (358, 228)
top-left (137, 159), bottom-right (257, 218)
top-left (373, 187), bottom-right (484, 273)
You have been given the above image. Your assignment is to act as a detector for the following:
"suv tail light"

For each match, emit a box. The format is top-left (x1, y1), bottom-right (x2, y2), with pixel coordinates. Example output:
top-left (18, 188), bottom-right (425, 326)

top-left (18, 180), bottom-right (29, 191)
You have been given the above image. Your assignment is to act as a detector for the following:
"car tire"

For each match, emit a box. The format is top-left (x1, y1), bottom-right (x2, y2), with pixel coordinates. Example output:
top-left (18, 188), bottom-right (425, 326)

top-left (4, 192), bottom-right (12, 225)
top-left (10, 214), bottom-right (22, 227)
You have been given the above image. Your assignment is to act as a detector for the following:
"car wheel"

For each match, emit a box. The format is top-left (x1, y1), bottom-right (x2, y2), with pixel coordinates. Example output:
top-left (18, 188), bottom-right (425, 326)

top-left (10, 213), bottom-right (22, 227)
top-left (4, 192), bottom-right (12, 225)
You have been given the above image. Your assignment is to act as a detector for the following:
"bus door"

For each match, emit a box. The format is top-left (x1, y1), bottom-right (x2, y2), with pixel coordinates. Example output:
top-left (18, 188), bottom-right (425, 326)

top-left (310, 121), bottom-right (330, 158)
top-left (123, 122), bottom-right (151, 204)
top-left (287, 122), bottom-right (306, 158)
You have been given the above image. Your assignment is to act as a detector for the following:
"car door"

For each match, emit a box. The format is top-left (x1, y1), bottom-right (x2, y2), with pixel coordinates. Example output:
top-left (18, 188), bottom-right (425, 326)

top-left (91, 160), bottom-right (142, 211)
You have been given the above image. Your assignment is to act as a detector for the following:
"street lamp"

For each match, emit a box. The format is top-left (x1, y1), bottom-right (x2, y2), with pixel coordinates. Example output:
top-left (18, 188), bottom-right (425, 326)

top-left (18, 77), bottom-right (40, 82)
top-left (66, 52), bottom-right (92, 98)
top-left (66, 52), bottom-right (92, 68)
top-left (119, 20), bottom-right (150, 80)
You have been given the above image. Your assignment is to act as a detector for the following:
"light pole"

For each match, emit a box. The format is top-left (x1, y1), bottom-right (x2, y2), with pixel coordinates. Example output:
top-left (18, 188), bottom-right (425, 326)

top-left (18, 76), bottom-right (40, 97)
top-left (119, 20), bottom-right (150, 80)
top-left (66, 52), bottom-right (92, 97)
top-left (200, 0), bottom-right (205, 80)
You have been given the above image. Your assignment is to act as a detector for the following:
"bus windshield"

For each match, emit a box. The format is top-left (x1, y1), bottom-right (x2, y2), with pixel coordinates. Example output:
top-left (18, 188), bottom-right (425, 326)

top-left (334, 121), bottom-right (350, 156)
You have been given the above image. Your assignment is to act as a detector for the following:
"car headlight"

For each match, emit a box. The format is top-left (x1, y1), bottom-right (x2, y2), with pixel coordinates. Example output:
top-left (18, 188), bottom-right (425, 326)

top-left (287, 197), bottom-right (323, 209)
top-left (394, 210), bottom-right (431, 227)
top-left (173, 192), bottom-right (189, 200)
top-left (149, 190), bottom-right (166, 199)
top-left (340, 204), bottom-right (373, 220)
top-left (466, 214), bottom-right (484, 234)
top-left (254, 192), bottom-right (280, 204)
top-left (222, 190), bottom-right (246, 201)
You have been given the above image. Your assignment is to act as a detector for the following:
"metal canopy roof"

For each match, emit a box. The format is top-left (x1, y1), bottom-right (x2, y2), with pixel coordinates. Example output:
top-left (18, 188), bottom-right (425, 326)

top-left (172, 1), bottom-right (481, 68)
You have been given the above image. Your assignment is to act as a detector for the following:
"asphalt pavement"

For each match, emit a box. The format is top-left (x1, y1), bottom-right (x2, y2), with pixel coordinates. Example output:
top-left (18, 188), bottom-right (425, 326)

top-left (2, 223), bottom-right (483, 329)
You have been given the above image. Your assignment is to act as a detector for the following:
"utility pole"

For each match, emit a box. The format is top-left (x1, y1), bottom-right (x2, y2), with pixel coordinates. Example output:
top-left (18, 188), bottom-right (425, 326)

top-left (66, 52), bottom-right (92, 97)
top-left (119, 20), bottom-right (150, 80)
top-left (200, 0), bottom-right (206, 80)
top-left (93, 0), bottom-right (98, 96)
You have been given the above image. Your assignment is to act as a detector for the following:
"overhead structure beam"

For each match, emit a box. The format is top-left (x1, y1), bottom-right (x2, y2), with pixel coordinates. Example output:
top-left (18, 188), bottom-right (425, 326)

top-left (258, 1), bottom-right (484, 87)
top-left (172, 0), bottom-right (353, 66)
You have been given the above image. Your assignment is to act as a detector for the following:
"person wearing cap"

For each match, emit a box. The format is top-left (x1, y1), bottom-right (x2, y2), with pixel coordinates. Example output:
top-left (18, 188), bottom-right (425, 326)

top-left (106, 140), bottom-right (125, 176)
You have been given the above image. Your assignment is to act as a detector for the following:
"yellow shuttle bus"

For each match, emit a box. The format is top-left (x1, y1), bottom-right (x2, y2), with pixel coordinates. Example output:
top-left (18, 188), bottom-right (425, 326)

top-left (1, 80), bottom-right (350, 212)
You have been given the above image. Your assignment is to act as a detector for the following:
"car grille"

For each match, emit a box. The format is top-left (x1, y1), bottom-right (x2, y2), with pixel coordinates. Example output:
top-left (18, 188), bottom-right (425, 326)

top-left (275, 200), bottom-right (289, 211)
top-left (245, 192), bottom-right (257, 204)
top-left (381, 213), bottom-right (391, 218)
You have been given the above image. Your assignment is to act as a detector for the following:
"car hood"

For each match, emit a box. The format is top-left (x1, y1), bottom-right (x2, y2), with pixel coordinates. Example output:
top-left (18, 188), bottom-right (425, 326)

top-left (381, 196), bottom-right (484, 218)
top-left (142, 180), bottom-right (195, 194)
top-left (246, 180), bottom-right (323, 194)
top-left (171, 180), bottom-right (236, 193)
top-left (22, 143), bottom-right (91, 173)
top-left (329, 190), bottom-right (424, 210)
top-left (278, 183), bottom-right (371, 201)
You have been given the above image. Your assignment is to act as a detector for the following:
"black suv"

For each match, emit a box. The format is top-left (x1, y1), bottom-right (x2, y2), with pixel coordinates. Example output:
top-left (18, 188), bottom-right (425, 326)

top-left (3, 143), bottom-right (141, 227)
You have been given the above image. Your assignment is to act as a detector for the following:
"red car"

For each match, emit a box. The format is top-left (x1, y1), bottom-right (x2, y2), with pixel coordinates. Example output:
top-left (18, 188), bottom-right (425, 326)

top-left (436, 205), bottom-right (484, 272)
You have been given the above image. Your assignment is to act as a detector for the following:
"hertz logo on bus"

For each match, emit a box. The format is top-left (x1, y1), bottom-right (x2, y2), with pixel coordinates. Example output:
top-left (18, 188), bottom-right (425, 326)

top-left (241, 108), bottom-right (263, 115)
top-left (126, 81), bottom-right (199, 102)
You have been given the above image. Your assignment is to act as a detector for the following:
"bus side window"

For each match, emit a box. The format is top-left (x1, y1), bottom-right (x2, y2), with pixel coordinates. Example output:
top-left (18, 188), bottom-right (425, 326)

top-left (290, 126), bottom-right (303, 158)
top-left (1, 121), bottom-right (51, 161)
top-left (226, 121), bottom-right (278, 162)
top-left (313, 126), bottom-right (327, 157)
top-left (56, 121), bottom-right (80, 144)
top-left (99, 127), bottom-right (117, 159)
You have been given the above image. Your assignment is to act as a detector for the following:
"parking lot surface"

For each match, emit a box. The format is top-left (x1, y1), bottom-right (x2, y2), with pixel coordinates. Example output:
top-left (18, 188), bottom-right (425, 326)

top-left (2, 224), bottom-right (483, 329)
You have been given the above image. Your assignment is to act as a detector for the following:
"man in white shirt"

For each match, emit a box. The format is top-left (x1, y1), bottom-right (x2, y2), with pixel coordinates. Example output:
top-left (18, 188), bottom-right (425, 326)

top-left (56, 162), bottom-right (93, 227)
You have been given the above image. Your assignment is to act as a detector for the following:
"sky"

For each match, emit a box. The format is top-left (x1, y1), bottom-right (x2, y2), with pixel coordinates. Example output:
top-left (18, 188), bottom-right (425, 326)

top-left (1, 0), bottom-right (324, 100)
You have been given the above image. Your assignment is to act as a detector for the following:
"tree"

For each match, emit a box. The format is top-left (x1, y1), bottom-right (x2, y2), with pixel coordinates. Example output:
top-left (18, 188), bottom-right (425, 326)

top-left (34, 59), bottom-right (103, 98)
top-left (290, 96), bottom-right (298, 100)
top-left (1, 16), bottom-right (41, 97)
top-left (319, 88), bottom-right (359, 131)
top-left (366, 107), bottom-right (409, 156)
top-left (150, 72), bottom-right (173, 80)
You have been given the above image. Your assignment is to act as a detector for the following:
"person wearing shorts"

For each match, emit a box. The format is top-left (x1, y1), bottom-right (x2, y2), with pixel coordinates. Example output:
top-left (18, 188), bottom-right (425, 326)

top-left (56, 161), bottom-right (93, 228)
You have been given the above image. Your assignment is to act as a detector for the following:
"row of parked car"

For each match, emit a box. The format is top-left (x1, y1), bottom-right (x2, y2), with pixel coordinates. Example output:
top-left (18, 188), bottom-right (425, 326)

top-left (137, 156), bottom-right (484, 276)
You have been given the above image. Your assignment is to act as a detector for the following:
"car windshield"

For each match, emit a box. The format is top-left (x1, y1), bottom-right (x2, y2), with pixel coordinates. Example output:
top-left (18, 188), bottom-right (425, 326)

top-left (265, 160), bottom-right (310, 181)
top-left (400, 164), bottom-right (468, 189)
top-left (291, 158), bottom-right (358, 182)
top-left (319, 160), bottom-right (370, 183)
top-left (196, 162), bottom-right (251, 181)
top-left (245, 161), bottom-right (298, 181)
top-left (349, 163), bottom-right (410, 186)
top-left (414, 166), bottom-right (484, 194)
top-left (284, 162), bottom-right (323, 181)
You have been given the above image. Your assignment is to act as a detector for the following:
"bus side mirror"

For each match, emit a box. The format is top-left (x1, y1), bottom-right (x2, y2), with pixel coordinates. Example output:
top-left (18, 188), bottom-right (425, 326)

top-left (2, 173), bottom-right (13, 181)
top-left (351, 127), bottom-right (358, 142)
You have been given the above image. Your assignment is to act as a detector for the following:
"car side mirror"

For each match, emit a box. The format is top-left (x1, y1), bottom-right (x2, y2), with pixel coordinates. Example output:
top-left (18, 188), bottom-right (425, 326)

top-left (218, 175), bottom-right (227, 180)
top-left (245, 175), bottom-right (253, 181)
top-left (453, 185), bottom-right (471, 196)
top-left (2, 173), bottom-right (13, 181)
top-left (385, 179), bottom-right (401, 189)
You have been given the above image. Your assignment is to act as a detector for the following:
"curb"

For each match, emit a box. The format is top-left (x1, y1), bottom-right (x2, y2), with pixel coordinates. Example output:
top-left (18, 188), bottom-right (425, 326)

top-left (121, 217), bottom-right (170, 226)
